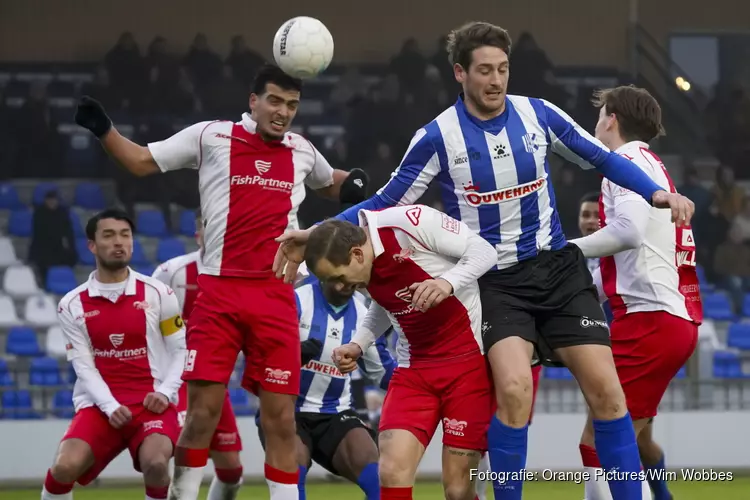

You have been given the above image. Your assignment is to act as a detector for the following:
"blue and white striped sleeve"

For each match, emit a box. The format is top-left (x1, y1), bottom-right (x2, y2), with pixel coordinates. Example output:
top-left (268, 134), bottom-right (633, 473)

top-left (542, 99), bottom-right (662, 202)
top-left (357, 336), bottom-right (395, 390)
top-left (336, 128), bottom-right (440, 224)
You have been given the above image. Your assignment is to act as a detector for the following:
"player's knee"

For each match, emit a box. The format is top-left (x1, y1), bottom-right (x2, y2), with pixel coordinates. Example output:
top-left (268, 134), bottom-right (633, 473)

top-left (495, 373), bottom-right (533, 412)
top-left (141, 455), bottom-right (170, 485)
top-left (50, 460), bottom-right (84, 484)
top-left (443, 480), bottom-right (474, 500)
top-left (184, 401), bottom-right (222, 437)
top-left (378, 455), bottom-right (412, 486)
top-left (260, 405), bottom-right (296, 440)
top-left (587, 379), bottom-right (626, 418)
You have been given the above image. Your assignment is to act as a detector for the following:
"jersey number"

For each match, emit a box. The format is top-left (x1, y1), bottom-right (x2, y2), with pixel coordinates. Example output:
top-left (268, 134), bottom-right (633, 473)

top-left (184, 350), bottom-right (197, 372)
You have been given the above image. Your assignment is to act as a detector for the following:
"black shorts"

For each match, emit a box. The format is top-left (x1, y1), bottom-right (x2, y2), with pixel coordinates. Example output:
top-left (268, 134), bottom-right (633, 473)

top-left (480, 244), bottom-right (609, 366)
top-left (257, 409), bottom-right (376, 475)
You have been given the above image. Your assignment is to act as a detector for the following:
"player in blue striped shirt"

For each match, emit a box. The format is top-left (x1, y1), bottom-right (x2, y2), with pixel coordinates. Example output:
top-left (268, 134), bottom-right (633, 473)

top-left (275, 22), bottom-right (695, 500)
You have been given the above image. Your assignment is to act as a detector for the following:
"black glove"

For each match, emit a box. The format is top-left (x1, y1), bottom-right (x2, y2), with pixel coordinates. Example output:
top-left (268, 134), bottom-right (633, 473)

top-left (301, 338), bottom-right (323, 366)
top-left (74, 96), bottom-right (113, 138)
top-left (339, 168), bottom-right (369, 209)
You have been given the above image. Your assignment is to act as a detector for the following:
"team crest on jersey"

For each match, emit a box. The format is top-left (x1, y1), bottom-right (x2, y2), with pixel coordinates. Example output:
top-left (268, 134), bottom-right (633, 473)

top-left (109, 333), bottom-right (125, 348)
top-left (329, 328), bottom-right (340, 339)
top-left (523, 133), bottom-right (542, 153)
top-left (133, 301), bottom-right (150, 310)
top-left (395, 287), bottom-right (412, 302)
top-left (255, 160), bottom-right (272, 175)
top-left (492, 143), bottom-right (510, 160)
top-left (265, 367), bottom-right (292, 384)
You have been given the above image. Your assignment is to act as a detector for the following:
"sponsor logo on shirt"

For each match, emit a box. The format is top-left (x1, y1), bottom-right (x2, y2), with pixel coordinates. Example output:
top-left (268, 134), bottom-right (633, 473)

top-left (453, 149), bottom-right (482, 166)
top-left (492, 143), bottom-right (510, 160)
top-left (405, 206), bottom-right (422, 226)
top-left (329, 328), bottom-right (340, 339)
top-left (216, 432), bottom-right (238, 445)
top-left (214, 133), bottom-right (248, 144)
top-left (264, 367), bottom-right (292, 385)
top-left (462, 178), bottom-right (546, 207)
top-left (230, 174), bottom-right (293, 193)
top-left (443, 418), bottom-right (468, 436)
top-left (579, 317), bottom-right (608, 329)
top-left (304, 360), bottom-right (345, 378)
top-left (109, 333), bottom-right (125, 348)
top-left (143, 420), bottom-right (164, 432)
top-left (94, 346), bottom-right (147, 359)
top-left (255, 160), bottom-right (272, 174)
top-left (75, 310), bottom-right (100, 320)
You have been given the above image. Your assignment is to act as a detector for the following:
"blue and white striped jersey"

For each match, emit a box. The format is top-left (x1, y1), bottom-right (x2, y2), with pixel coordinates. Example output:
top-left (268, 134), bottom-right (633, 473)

top-left (338, 95), bottom-right (662, 270)
top-left (295, 280), bottom-right (395, 414)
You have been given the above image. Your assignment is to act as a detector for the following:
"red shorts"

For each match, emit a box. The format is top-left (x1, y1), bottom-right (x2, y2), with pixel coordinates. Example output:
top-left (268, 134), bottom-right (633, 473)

top-left (62, 404), bottom-right (180, 485)
top-left (184, 275), bottom-right (300, 396)
top-left (176, 385), bottom-right (242, 452)
top-left (529, 365), bottom-right (542, 424)
top-left (611, 311), bottom-right (698, 420)
top-left (379, 352), bottom-right (493, 451)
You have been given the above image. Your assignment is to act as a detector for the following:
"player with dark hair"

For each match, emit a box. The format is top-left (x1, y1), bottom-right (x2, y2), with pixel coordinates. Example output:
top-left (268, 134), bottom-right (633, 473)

top-left (274, 22), bottom-right (694, 500)
top-left (75, 64), bottom-right (367, 500)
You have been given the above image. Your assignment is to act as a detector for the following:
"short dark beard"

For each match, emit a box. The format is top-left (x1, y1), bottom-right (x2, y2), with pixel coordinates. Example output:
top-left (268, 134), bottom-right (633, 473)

top-left (99, 258), bottom-right (129, 271)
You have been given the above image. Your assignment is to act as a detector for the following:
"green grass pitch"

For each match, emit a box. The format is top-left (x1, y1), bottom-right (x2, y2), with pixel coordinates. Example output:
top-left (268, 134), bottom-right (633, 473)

top-left (2, 478), bottom-right (749, 499)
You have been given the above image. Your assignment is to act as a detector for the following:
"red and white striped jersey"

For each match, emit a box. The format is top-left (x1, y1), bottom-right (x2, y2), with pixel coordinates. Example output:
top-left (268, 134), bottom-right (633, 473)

top-left (58, 270), bottom-right (186, 415)
top-left (354, 205), bottom-right (497, 367)
top-left (152, 251), bottom-right (201, 322)
top-left (148, 114), bottom-right (334, 278)
top-left (599, 141), bottom-right (703, 324)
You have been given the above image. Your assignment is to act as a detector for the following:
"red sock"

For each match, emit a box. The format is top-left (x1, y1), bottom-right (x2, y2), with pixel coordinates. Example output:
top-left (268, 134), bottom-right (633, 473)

top-left (215, 466), bottom-right (243, 484)
top-left (145, 485), bottom-right (169, 499)
top-left (381, 486), bottom-right (413, 499)
top-left (579, 443), bottom-right (602, 468)
top-left (264, 463), bottom-right (298, 485)
top-left (44, 470), bottom-right (74, 495)
top-left (174, 446), bottom-right (209, 467)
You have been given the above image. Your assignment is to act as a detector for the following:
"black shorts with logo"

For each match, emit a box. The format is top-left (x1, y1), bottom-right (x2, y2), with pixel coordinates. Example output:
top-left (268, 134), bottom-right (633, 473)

top-left (257, 409), bottom-right (376, 475)
top-left (479, 244), bottom-right (609, 366)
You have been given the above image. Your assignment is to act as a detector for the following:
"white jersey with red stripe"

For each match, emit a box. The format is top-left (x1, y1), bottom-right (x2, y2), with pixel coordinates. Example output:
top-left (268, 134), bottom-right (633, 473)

top-left (57, 270), bottom-right (186, 415)
top-left (147, 114), bottom-right (334, 278)
top-left (599, 141), bottom-right (702, 323)
top-left (152, 251), bottom-right (201, 321)
top-left (354, 205), bottom-right (497, 367)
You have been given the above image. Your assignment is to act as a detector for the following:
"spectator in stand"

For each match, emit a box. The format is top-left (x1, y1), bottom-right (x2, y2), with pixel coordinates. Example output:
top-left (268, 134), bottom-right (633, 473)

top-left (679, 167), bottom-right (712, 217)
top-left (429, 35), bottom-right (459, 93)
top-left (152, 67), bottom-right (201, 116)
top-left (712, 165), bottom-right (745, 222)
top-left (507, 32), bottom-right (553, 97)
top-left (390, 38), bottom-right (426, 99)
top-left (713, 225), bottom-right (750, 312)
top-left (15, 82), bottom-right (62, 178)
top-left (104, 32), bottom-right (145, 105)
top-left (79, 66), bottom-right (124, 112)
top-left (203, 65), bottom-right (245, 118)
top-left (28, 190), bottom-right (77, 283)
top-left (732, 198), bottom-right (750, 243)
top-left (144, 36), bottom-right (180, 111)
top-left (225, 35), bottom-right (265, 87)
top-left (184, 33), bottom-right (223, 91)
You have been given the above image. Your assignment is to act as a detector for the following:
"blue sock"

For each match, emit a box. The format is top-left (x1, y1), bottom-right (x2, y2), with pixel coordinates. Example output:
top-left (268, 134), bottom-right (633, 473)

top-left (356, 462), bottom-right (380, 499)
top-left (487, 415), bottom-right (527, 500)
top-left (645, 454), bottom-right (672, 500)
top-left (298, 465), bottom-right (308, 500)
top-left (593, 413), bottom-right (642, 500)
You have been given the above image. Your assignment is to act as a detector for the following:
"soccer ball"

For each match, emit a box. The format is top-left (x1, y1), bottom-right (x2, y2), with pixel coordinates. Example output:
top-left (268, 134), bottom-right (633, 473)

top-left (273, 17), bottom-right (334, 79)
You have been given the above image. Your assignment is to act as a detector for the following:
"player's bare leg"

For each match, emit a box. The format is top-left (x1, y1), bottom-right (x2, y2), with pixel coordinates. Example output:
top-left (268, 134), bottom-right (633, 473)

top-left (139, 434), bottom-right (174, 500)
top-left (442, 446), bottom-right (482, 500)
top-left (207, 451), bottom-right (243, 500)
top-left (258, 389), bottom-right (300, 499)
top-left (169, 381), bottom-right (226, 500)
top-left (42, 439), bottom-right (95, 500)
top-left (485, 337), bottom-right (535, 499)
top-left (557, 344), bottom-right (642, 500)
top-left (330, 428), bottom-right (380, 499)
top-left (638, 422), bottom-right (673, 500)
top-left (378, 430), bottom-right (425, 500)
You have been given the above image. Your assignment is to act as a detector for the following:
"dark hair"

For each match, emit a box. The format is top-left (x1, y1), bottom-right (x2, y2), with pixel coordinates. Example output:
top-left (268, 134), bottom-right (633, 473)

top-left (446, 22), bottom-right (512, 70)
top-left (580, 192), bottom-right (600, 206)
top-left (251, 64), bottom-right (303, 95)
top-left (592, 85), bottom-right (665, 143)
top-left (305, 220), bottom-right (368, 272)
top-left (85, 208), bottom-right (135, 240)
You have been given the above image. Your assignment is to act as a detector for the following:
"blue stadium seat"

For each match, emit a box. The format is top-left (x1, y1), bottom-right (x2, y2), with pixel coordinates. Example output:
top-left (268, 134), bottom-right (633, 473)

top-left (76, 238), bottom-right (95, 266)
top-left (0, 359), bottom-right (14, 387)
top-left (675, 366), bottom-right (687, 379)
top-left (32, 183), bottom-right (60, 206)
top-left (1, 390), bottom-right (41, 419)
top-left (228, 387), bottom-right (253, 416)
top-left (70, 211), bottom-right (85, 238)
top-left (134, 265), bottom-right (155, 277)
top-left (157, 238), bottom-right (186, 262)
top-left (742, 295), bottom-right (750, 318)
top-left (137, 210), bottom-right (168, 237)
top-left (713, 350), bottom-right (743, 378)
top-left (702, 293), bottom-right (735, 321)
top-left (53, 390), bottom-right (74, 418)
top-left (74, 182), bottom-right (105, 210)
top-left (29, 357), bottom-right (62, 386)
top-left (131, 239), bottom-right (151, 266)
top-left (179, 210), bottom-right (197, 236)
top-left (6, 326), bottom-right (43, 357)
top-left (543, 367), bottom-right (574, 380)
top-left (0, 183), bottom-right (23, 209)
top-left (727, 323), bottom-right (750, 350)
top-left (67, 363), bottom-right (77, 384)
top-left (8, 210), bottom-right (32, 237)
top-left (46, 266), bottom-right (78, 295)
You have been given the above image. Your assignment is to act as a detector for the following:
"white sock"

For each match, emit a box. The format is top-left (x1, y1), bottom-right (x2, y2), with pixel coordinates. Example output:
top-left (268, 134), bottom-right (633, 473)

top-left (207, 476), bottom-right (243, 500)
top-left (583, 467), bottom-right (653, 500)
top-left (266, 479), bottom-right (299, 500)
top-left (167, 466), bottom-right (204, 500)
top-left (475, 453), bottom-right (490, 500)
top-left (41, 487), bottom-right (73, 500)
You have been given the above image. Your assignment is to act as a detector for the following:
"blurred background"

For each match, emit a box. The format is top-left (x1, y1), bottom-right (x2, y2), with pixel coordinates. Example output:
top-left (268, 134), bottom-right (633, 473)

top-left (0, 0), bottom-right (750, 493)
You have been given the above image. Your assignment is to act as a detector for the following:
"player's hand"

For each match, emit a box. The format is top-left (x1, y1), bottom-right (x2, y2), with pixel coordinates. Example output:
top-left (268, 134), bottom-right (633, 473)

top-left (339, 168), bottom-right (370, 207)
top-left (143, 392), bottom-right (170, 414)
top-left (274, 228), bottom-right (312, 283)
top-left (301, 338), bottom-right (324, 366)
top-left (332, 343), bottom-right (363, 373)
top-left (409, 278), bottom-right (453, 312)
top-left (651, 190), bottom-right (694, 227)
top-left (109, 405), bottom-right (132, 429)
top-left (74, 96), bottom-right (113, 138)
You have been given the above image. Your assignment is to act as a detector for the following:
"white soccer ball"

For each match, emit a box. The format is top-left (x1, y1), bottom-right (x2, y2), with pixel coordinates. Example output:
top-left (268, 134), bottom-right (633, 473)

top-left (273, 17), bottom-right (334, 79)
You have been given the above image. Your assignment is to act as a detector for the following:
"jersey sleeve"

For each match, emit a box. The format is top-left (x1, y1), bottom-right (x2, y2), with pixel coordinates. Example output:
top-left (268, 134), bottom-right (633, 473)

top-left (352, 301), bottom-right (393, 351)
top-left (303, 142), bottom-right (335, 190)
top-left (357, 337), bottom-right (395, 390)
top-left (151, 262), bottom-right (172, 286)
top-left (147, 121), bottom-right (215, 173)
top-left (155, 285), bottom-right (187, 402)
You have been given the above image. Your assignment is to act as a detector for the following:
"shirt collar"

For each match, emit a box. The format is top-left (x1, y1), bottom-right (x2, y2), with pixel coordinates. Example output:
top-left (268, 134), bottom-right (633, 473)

top-left (86, 268), bottom-right (137, 297)
top-left (615, 141), bottom-right (650, 154)
top-left (241, 113), bottom-right (257, 134)
top-left (454, 93), bottom-right (510, 133)
top-left (358, 210), bottom-right (385, 258)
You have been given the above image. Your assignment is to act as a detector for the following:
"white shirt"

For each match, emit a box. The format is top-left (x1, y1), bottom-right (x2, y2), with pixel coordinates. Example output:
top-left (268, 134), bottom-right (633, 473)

top-left (58, 269), bottom-right (187, 416)
top-left (148, 114), bottom-right (334, 278)
top-left (570, 141), bottom-right (702, 323)
top-left (351, 205), bottom-right (497, 366)
top-left (152, 250), bottom-right (202, 320)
